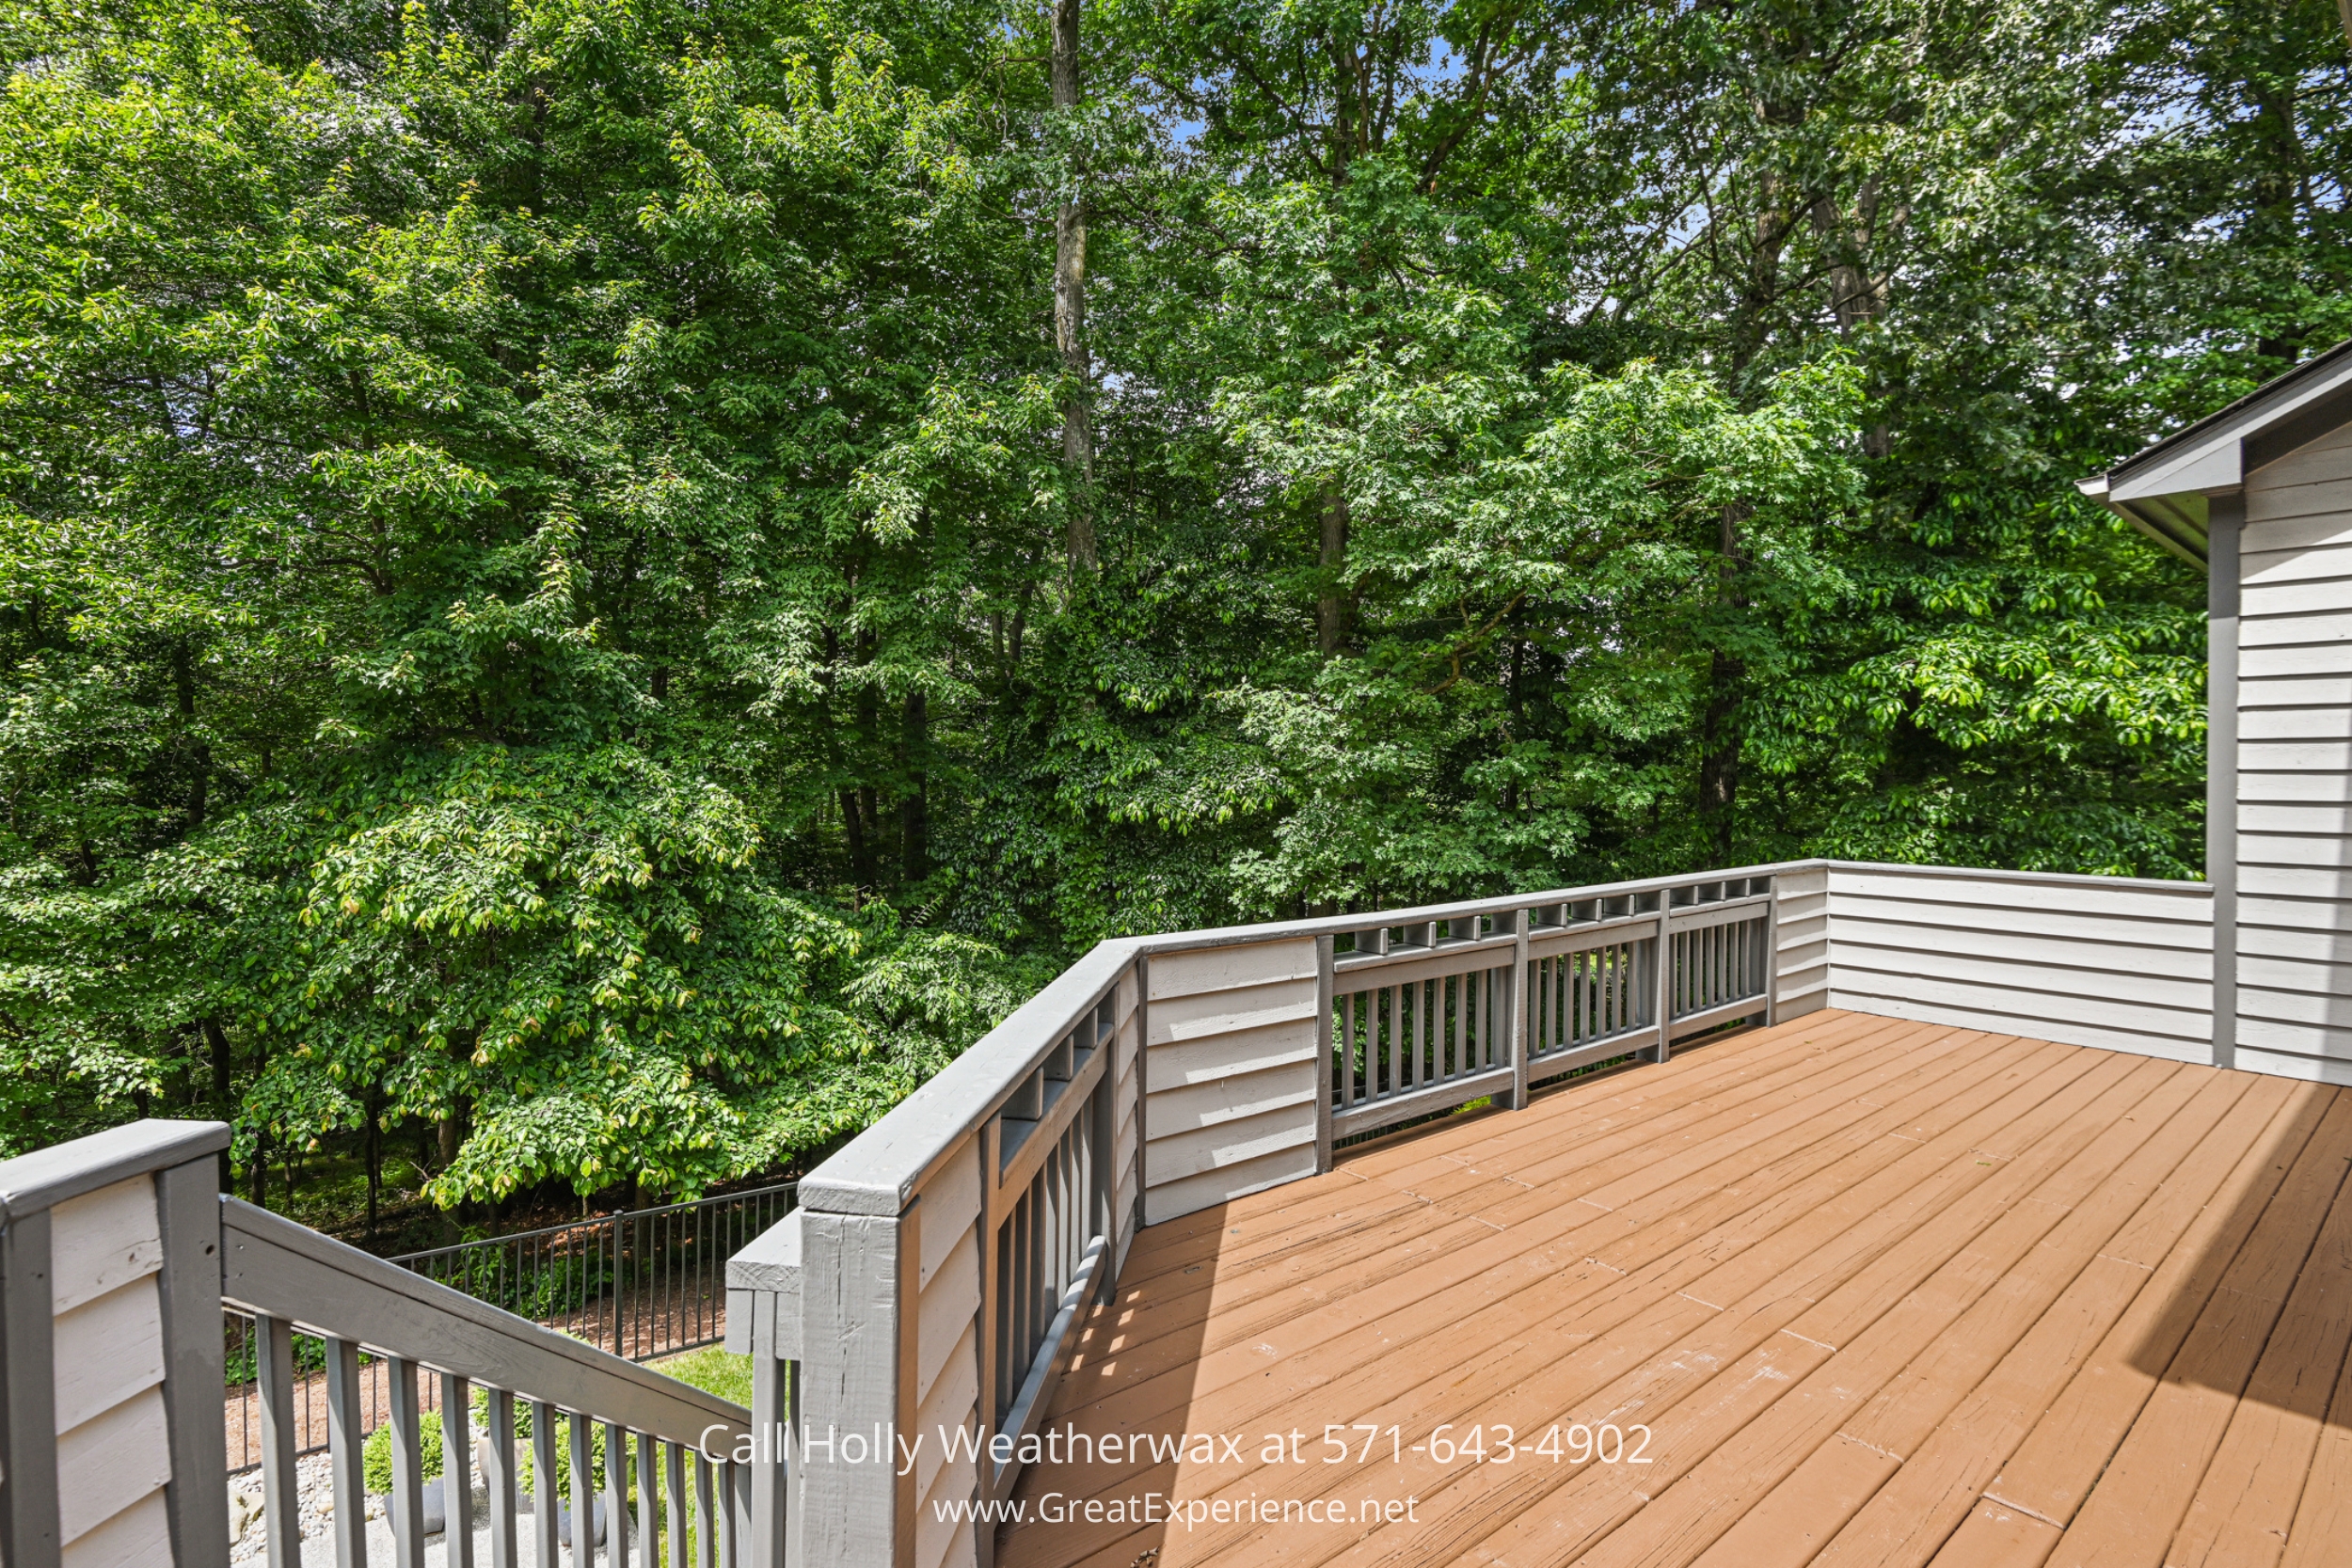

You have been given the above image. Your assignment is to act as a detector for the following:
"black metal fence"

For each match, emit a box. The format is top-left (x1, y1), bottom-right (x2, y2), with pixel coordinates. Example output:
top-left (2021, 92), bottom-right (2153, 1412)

top-left (223, 1180), bottom-right (797, 1475)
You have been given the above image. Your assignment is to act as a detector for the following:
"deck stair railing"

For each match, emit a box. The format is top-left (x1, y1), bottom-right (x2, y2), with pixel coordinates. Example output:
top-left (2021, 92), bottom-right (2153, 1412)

top-left (0, 1119), bottom-right (753, 1568)
top-left (224, 1178), bottom-right (798, 1478)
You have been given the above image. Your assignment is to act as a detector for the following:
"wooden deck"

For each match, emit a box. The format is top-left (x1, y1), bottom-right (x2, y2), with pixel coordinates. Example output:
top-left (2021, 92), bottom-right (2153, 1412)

top-left (996, 1008), bottom-right (2352, 1568)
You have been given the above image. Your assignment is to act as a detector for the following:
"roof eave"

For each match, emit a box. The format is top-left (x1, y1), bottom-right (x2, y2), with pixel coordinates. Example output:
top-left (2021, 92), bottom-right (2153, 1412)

top-left (2078, 473), bottom-right (2209, 566)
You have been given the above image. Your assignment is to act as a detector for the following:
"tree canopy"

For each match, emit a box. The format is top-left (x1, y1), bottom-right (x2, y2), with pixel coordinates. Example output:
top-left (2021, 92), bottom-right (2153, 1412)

top-left (2, 0), bottom-right (2331, 1222)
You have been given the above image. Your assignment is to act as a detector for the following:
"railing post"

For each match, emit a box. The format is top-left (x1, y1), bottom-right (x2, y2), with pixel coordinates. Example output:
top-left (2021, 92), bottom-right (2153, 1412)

top-left (156, 1148), bottom-right (230, 1568)
top-left (0, 1204), bottom-right (60, 1568)
top-left (1507, 910), bottom-right (1531, 1110)
top-left (791, 1204), bottom-right (918, 1568)
top-left (0, 1118), bottom-right (231, 1568)
top-left (1655, 904), bottom-right (1676, 1063)
top-left (1133, 954), bottom-right (1151, 1242)
top-left (1314, 934), bottom-right (1336, 1170)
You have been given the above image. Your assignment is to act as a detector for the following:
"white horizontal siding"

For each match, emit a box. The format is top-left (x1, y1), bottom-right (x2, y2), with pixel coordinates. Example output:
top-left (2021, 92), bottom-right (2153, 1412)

top-left (2239, 609), bottom-right (2352, 647)
top-left (2228, 1044), bottom-right (2352, 1088)
top-left (2240, 641), bottom-right (2352, 678)
top-left (2238, 893), bottom-right (2352, 933)
top-left (2243, 578), bottom-right (2352, 617)
top-left (2241, 673), bottom-right (2352, 706)
top-left (1825, 990), bottom-right (2208, 1065)
top-left (2242, 705), bottom-right (2352, 740)
top-left (2231, 431), bottom-right (2352, 1075)
top-left (2241, 831), bottom-right (2352, 868)
top-left (2241, 801), bottom-right (2352, 834)
top-left (2243, 539), bottom-right (2352, 583)
top-left (1823, 866), bottom-right (2211, 1062)
top-left (1141, 938), bottom-right (1319, 1224)
top-left (2240, 769), bottom-right (2352, 803)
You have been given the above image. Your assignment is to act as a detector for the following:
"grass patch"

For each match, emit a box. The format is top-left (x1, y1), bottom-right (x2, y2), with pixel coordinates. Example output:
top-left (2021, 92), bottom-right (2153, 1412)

top-left (651, 1346), bottom-right (755, 1408)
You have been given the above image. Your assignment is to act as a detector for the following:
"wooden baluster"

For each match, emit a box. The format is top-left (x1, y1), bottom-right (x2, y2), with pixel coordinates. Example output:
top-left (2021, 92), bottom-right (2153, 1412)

top-left (325, 1337), bottom-right (369, 1568)
top-left (568, 1412), bottom-right (596, 1568)
top-left (694, 1449), bottom-right (717, 1568)
top-left (636, 1430), bottom-right (660, 1568)
top-left (1374, 987), bottom-right (1392, 1100)
top-left (383, 1354), bottom-right (425, 1560)
top-left (485, 1387), bottom-right (519, 1568)
top-left (531, 1400), bottom-right (559, 1568)
top-left (441, 1371), bottom-right (475, 1568)
top-left (722, 1459), bottom-right (746, 1568)
top-left (254, 1315), bottom-right (303, 1568)
top-left (1455, 973), bottom-right (1470, 1074)
top-left (1419, 977), bottom-right (1432, 1085)
top-left (1345, 991), bottom-right (1364, 1104)
top-left (605, 1422), bottom-right (631, 1564)
top-left (664, 1440), bottom-right (689, 1568)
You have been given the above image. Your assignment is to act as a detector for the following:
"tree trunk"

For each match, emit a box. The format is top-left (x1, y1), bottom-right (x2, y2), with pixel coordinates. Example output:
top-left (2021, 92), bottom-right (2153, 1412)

top-left (840, 788), bottom-right (872, 892)
top-left (363, 1098), bottom-right (383, 1243)
top-left (202, 1017), bottom-right (233, 1190)
top-left (174, 640), bottom-right (210, 831)
top-left (1699, 501), bottom-right (1747, 861)
top-left (248, 1126), bottom-right (269, 1209)
top-left (899, 690), bottom-right (929, 885)
top-left (1317, 486), bottom-right (1351, 657)
top-left (1053, 0), bottom-right (1095, 573)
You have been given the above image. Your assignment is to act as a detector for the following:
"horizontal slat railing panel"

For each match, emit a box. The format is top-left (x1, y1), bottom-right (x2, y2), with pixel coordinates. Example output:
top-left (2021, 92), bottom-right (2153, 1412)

top-left (1664, 893), bottom-right (1772, 933)
top-left (1330, 1065), bottom-right (1516, 1140)
top-left (1526, 912), bottom-right (1662, 961)
top-left (1332, 934), bottom-right (1520, 989)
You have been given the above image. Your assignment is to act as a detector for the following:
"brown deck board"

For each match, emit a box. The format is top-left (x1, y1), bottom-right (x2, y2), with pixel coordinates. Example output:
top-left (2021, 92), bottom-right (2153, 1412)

top-left (993, 1012), bottom-right (2352, 1568)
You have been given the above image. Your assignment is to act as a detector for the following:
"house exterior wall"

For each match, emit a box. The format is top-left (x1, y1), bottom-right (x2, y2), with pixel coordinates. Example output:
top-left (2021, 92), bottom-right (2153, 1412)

top-left (2235, 423), bottom-right (2352, 1084)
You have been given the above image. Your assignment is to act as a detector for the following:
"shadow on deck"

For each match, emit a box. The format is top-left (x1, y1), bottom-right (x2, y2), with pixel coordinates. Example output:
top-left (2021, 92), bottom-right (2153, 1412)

top-left (995, 1008), bottom-right (2352, 1568)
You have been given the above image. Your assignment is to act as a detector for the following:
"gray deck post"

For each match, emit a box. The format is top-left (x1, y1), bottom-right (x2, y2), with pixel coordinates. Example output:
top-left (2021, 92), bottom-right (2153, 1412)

top-left (156, 1150), bottom-right (230, 1568)
top-left (790, 1206), bottom-right (918, 1568)
top-left (1654, 906), bottom-right (1676, 1063)
top-left (749, 1301), bottom-right (787, 1566)
top-left (1506, 911), bottom-right (1532, 1110)
top-left (0, 1207), bottom-right (60, 1568)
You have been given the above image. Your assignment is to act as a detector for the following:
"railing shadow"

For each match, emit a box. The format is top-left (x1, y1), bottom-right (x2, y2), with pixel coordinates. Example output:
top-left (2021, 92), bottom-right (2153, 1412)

top-left (2122, 1077), bottom-right (2352, 1416)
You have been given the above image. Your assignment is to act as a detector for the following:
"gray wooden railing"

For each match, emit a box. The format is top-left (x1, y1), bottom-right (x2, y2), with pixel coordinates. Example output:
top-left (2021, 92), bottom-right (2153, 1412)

top-left (0, 1120), bottom-right (753, 1568)
top-left (726, 863), bottom-right (1820, 1568)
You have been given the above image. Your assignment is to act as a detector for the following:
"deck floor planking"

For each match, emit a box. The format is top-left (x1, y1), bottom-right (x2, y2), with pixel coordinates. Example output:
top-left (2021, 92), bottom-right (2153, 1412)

top-left (993, 1011), bottom-right (2352, 1568)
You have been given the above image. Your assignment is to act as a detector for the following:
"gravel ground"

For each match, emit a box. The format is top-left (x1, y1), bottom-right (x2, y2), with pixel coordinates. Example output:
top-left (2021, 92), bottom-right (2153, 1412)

top-left (228, 1449), bottom-right (625, 1567)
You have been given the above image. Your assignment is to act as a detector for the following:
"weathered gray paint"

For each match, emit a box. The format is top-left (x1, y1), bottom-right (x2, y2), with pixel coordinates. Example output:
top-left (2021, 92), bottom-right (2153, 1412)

top-left (1312, 934), bottom-right (1335, 1170)
top-left (440, 1373), bottom-right (474, 1568)
top-left (326, 1338), bottom-right (366, 1568)
top-left (790, 1209), bottom-right (915, 1568)
top-left (389, 1358), bottom-right (427, 1568)
top-left (484, 1388), bottom-right (519, 1568)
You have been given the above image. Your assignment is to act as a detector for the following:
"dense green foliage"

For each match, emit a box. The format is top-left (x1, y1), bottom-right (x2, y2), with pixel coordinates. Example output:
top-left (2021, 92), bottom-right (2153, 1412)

top-left (2, 0), bottom-right (2336, 1215)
